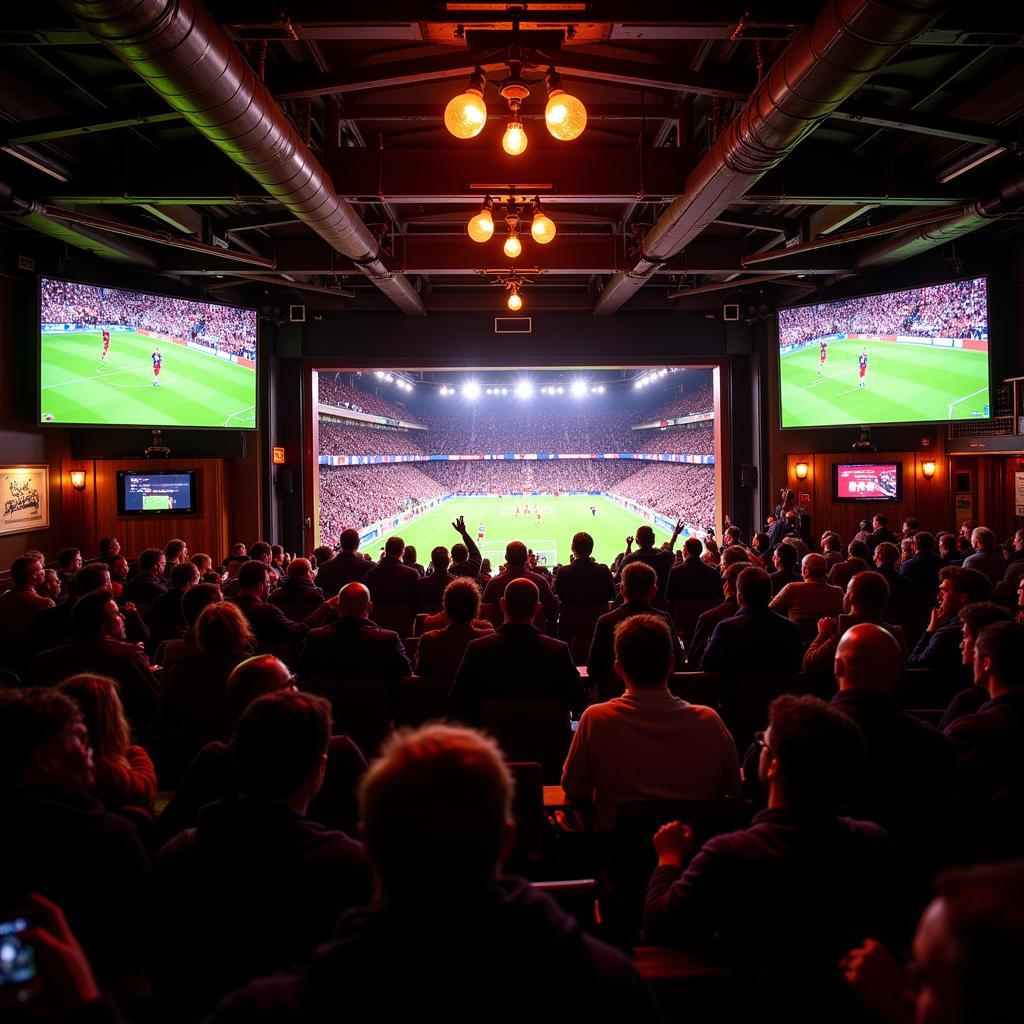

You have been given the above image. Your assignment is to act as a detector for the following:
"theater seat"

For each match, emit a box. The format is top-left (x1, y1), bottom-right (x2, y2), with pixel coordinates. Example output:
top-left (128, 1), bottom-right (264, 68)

top-left (393, 675), bottom-right (450, 728)
top-left (479, 699), bottom-right (573, 784)
top-left (306, 675), bottom-right (392, 757)
top-left (558, 602), bottom-right (609, 651)
top-left (672, 600), bottom-right (719, 650)
top-left (370, 603), bottom-right (414, 638)
top-left (729, 672), bottom-right (818, 753)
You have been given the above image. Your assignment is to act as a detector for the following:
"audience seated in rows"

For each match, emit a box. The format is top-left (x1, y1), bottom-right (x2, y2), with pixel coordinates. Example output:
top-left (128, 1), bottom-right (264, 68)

top-left (899, 530), bottom-right (942, 592)
top-left (618, 521), bottom-right (685, 600)
top-left (315, 528), bottom-right (371, 597)
top-left (665, 536), bottom-right (723, 603)
top-left (686, 561), bottom-right (745, 669)
top-left (365, 535), bottom-right (420, 607)
top-left (416, 578), bottom-right (493, 681)
top-left (939, 601), bottom-right (1015, 728)
top-left (268, 558), bottom-right (325, 619)
top-left (482, 541), bottom-right (558, 626)
top-left (770, 552), bottom-right (844, 622)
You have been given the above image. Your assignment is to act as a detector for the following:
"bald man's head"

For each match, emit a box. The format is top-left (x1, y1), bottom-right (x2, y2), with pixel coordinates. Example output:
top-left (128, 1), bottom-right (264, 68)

top-left (835, 623), bottom-right (903, 692)
top-left (501, 577), bottom-right (539, 623)
top-left (226, 654), bottom-right (293, 722)
top-left (287, 557), bottom-right (314, 581)
top-left (339, 582), bottom-right (372, 618)
top-left (801, 553), bottom-right (828, 580)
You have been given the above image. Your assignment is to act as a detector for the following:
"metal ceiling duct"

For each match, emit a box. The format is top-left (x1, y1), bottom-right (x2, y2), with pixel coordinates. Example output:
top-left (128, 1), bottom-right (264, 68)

top-left (856, 171), bottom-right (1024, 269)
top-left (62, 0), bottom-right (425, 316)
top-left (594, 0), bottom-right (952, 316)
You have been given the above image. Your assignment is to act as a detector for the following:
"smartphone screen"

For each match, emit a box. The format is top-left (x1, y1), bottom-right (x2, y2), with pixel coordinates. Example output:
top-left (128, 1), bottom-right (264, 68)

top-left (0, 916), bottom-right (37, 988)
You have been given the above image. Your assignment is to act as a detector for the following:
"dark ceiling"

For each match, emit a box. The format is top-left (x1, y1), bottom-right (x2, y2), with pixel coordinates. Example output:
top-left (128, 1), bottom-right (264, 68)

top-left (1, 2), bottom-right (1022, 317)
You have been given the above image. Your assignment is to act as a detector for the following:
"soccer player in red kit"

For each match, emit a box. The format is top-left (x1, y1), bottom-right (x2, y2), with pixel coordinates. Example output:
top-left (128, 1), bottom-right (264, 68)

top-left (152, 348), bottom-right (162, 387)
top-left (858, 348), bottom-right (868, 388)
top-left (100, 329), bottom-right (110, 360)
top-left (818, 339), bottom-right (827, 376)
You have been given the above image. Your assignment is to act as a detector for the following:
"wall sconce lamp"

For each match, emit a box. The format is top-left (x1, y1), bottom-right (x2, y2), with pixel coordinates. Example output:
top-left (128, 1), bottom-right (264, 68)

top-left (70, 470), bottom-right (87, 491)
top-left (795, 461), bottom-right (809, 481)
top-left (921, 460), bottom-right (936, 480)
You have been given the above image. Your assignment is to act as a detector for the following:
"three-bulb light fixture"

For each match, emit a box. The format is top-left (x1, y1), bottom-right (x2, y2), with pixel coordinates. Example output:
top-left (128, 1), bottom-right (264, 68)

top-left (444, 64), bottom-right (588, 153)
top-left (467, 196), bottom-right (556, 257)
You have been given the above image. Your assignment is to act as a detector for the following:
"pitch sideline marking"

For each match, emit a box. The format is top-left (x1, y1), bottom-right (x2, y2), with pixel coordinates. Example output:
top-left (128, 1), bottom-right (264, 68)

top-left (947, 385), bottom-right (988, 411)
top-left (223, 405), bottom-right (257, 426)
top-left (780, 367), bottom-right (849, 396)
top-left (42, 367), bottom-right (138, 389)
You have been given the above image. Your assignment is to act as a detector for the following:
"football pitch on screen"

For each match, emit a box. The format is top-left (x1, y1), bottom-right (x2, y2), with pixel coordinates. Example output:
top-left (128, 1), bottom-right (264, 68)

top-left (40, 330), bottom-right (256, 428)
top-left (376, 494), bottom-right (679, 568)
top-left (779, 339), bottom-right (989, 428)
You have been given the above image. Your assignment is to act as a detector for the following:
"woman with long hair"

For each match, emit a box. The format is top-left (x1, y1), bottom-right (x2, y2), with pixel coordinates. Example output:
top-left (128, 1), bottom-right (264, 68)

top-left (57, 673), bottom-right (157, 812)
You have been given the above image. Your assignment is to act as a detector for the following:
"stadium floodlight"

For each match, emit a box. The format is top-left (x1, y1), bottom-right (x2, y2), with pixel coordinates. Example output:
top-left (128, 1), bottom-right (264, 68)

top-left (463, 381), bottom-right (481, 400)
top-left (571, 380), bottom-right (587, 397)
top-left (501, 387), bottom-right (508, 395)
top-left (557, 386), bottom-right (564, 394)
top-left (659, 368), bottom-right (668, 376)
top-left (375, 370), bottom-right (384, 379)
top-left (514, 379), bottom-right (532, 400)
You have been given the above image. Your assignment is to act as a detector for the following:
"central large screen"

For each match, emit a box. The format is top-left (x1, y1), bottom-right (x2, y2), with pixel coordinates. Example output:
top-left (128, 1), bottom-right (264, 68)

top-left (777, 276), bottom-right (990, 429)
top-left (39, 277), bottom-right (257, 429)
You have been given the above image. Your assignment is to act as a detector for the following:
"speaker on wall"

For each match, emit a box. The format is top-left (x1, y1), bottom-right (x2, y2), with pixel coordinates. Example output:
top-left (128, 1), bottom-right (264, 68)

top-left (275, 468), bottom-right (295, 495)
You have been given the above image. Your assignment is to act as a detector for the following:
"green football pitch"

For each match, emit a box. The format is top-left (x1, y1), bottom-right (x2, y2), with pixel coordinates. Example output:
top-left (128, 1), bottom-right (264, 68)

top-left (39, 330), bottom-right (256, 428)
top-left (779, 338), bottom-right (990, 428)
top-left (373, 494), bottom-right (679, 568)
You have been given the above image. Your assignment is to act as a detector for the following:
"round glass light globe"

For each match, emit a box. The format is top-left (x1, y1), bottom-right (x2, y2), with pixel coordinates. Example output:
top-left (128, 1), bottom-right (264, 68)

top-left (545, 91), bottom-right (587, 141)
top-left (502, 121), bottom-right (528, 156)
top-left (507, 291), bottom-right (523, 311)
top-left (467, 212), bottom-right (494, 243)
top-left (530, 212), bottom-right (556, 244)
top-left (444, 90), bottom-right (487, 139)
top-left (503, 234), bottom-right (523, 259)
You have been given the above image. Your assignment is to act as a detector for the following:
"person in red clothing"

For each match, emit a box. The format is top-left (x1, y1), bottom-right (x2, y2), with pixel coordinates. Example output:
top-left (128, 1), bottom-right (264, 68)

top-left (57, 674), bottom-right (156, 814)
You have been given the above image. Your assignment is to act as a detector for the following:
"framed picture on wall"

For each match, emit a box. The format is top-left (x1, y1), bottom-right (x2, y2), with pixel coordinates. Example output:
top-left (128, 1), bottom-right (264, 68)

top-left (0, 465), bottom-right (50, 537)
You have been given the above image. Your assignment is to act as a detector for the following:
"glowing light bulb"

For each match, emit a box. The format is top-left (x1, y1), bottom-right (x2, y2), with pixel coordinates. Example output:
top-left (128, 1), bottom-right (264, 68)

top-left (502, 120), bottom-right (527, 156)
top-left (545, 90), bottom-right (587, 141)
top-left (503, 233), bottom-right (522, 259)
top-left (508, 290), bottom-right (523, 311)
top-left (444, 89), bottom-right (487, 139)
top-left (530, 210), bottom-right (556, 244)
top-left (467, 210), bottom-right (494, 243)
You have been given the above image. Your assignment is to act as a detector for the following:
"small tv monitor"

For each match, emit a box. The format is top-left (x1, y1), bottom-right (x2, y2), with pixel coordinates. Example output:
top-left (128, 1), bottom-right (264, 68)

top-left (39, 276), bottom-right (257, 429)
top-left (833, 463), bottom-right (902, 503)
top-left (117, 470), bottom-right (197, 515)
top-left (777, 276), bottom-right (990, 428)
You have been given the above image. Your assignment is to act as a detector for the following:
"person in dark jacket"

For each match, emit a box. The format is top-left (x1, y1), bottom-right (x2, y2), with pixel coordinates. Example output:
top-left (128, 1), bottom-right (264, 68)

top-left (268, 558), bottom-right (325, 618)
top-left (415, 545), bottom-right (455, 611)
top-left (448, 515), bottom-right (484, 580)
top-left (0, 688), bottom-right (149, 986)
top-left (872, 542), bottom-right (916, 603)
top-left (482, 541), bottom-right (558, 627)
top-left (666, 536), bottom-right (724, 603)
top-left (865, 514), bottom-right (899, 557)
top-left (939, 602), bottom-right (1013, 729)
top-left (644, 695), bottom-right (901, 979)
top-left (450, 578), bottom-right (586, 724)
top-left (146, 690), bottom-right (371, 998)
top-left (899, 531), bottom-right (942, 594)
top-left (768, 541), bottom-right (802, 596)
top-left (315, 529), bottom-right (371, 598)
top-left (205, 724), bottom-right (662, 1024)
top-left (365, 535), bottom-right (420, 607)
top-left (686, 562), bottom-right (744, 669)
top-left (230, 560), bottom-right (321, 647)
top-left (617, 521), bottom-right (685, 600)
top-left (700, 567), bottom-right (804, 675)
top-left (553, 532), bottom-right (616, 606)
top-left (123, 548), bottom-right (169, 611)
top-left (148, 561), bottom-right (200, 628)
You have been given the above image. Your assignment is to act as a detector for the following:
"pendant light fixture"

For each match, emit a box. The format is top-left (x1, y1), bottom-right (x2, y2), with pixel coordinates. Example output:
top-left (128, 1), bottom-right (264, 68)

top-left (499, 59), bottom-right (530, 157)
top-left (466, 196), bottom-right (495, 243)
top-left (443, 67), bottom-right (488, 139)
top-left (544, 68), bottom-right (588, 141)
top-left (529, 197), bottom-right (556, 245)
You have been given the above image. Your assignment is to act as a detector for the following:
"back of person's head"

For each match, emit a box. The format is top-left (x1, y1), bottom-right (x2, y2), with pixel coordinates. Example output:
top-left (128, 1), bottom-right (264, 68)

top-left (137, 548), bottom-right (163, 573)
top-left (635, 525), bottom-right (655, 549)
top-left (959, 601), bottom-right (1012, 637)
top-left (775, 543), bottom-right (798, 569)
top-left (402, 546), bottom-right (418, 567)
top-left (195, 601), bottom-right (254, 656)
top-left (237, 560), bottom-right (269, 591)
top-left (847, 570), bottom-right (890, 614)
top-left (502, 577), bottom-right (538, 621)
top-left (360, 724), bottom-right (513, 894)
top-left (683, 536), bottom-right (703, 559)
top-left (430, 546), bottom-right (449, 572)
top-left (940, 565), bottom-right (991, 604)
top-left (339, 529), bottom-right (360, 553)
top-left (571, 532), bottom-right (594, 558)
top-left (10, 556), bottom-right (39, 587)
top-left (834, 623), bottom-right (903, 692)
top-left (442, 577), bottom-right (480, 625)
top-left (614, 614), bottom-right (674, 688)
top-left (339, 582), bottom-right (372, 617)
top-left (313, 545), bottom-right (334, 566)
top-left (848, 539), bottom-right (869, 560)
top-left (971, 526), bottom-right (996, 551)
top-left (720, 546), bottom-right (750, 572)
top-left (191, 552), bottom-right (212, 571)
top-left (287, 557), bottom-right (313, 580)
top-left (71, 591), bottom-right (117, 639)
top-left (766, 694), bottom-right (864, 812)
top-left (621, 561), bottom-right (657, 603)
top-left (938, 533), bottom-right (958, 555)
top-left (974, 621), bottom-right (1024, 690)
top-left (165, 538), bottom-right (187, 562)
top-left (385, 536), bottom-right (405, 559)
top-left (801, 553), bottom-right (828, 580)
top-left (737, 566), bottom-right (771, 609)
top-left (0, 688), bottom-right (84, 787)
top-left (234, 690), bottom-right (331, 800)
top-left (724, 561), bottom-right (746, 595)
top-left (72, 562), bottom-right (111, 599)
top-left (914, 531), bottom-right (935, 553)
top-left (902, 517), bottom-right (919, 533)
top-left (824, 534), bottom-right (843, 552)
top-left (874, 541), bottom-right (900, 568)
top-left (451, 542), bottom-right (468, 564)
top-left (56, 547), bottom-right (80, 571)
top-left (271, 544), bottom-right (284, 561)
top-left (56, 674), bottom-right (129, 764)
top-left (226, 655), bottom-right (294, 723)
top-left (873, 514), bottom-right (888, 528)
top-left (170, 561), bottom-right (200, 590)
top-left (724, 526), bottom-right (742, 545)
top-left (921, 861), bottom-right (1024, 1023)
top-left (504, 541), bottom-right (528, 567)
top-left (249, 541), bottom-right (272, 563)
top-left (182, 582), bottom-right (222, 627)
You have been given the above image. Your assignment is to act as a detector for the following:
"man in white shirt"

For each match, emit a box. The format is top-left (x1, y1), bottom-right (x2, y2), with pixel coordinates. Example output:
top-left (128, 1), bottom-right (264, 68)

top-left (561, 614), bottom-right (740, 830)
top-left (770, 552), bottom-right (844, 622)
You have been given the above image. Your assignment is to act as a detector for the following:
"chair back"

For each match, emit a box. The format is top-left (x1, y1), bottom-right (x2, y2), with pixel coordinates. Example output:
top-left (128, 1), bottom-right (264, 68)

top-left (393, 675), bottom-right (450, 728)
top-left (669, 672), bottom-right (723, 709)
top-left (479, 699), bottom-right (572, 784)
top-left (255, 640), bottom-right (298, 669)
top-left (793, 616), bottom-right (820, 644)
top-left (403, 635), bottom-right (419, 663)
top-left (885, 598), bottom-right (932, 651)
top-left (729, 671), bottom-right (817, 753)
top-left (892, 668), bottom-right (944, 708)
top-left (557, 602), bottom-right (608, 649)
top-left (371, 603), bottom-right (414, 638)
top-left (307, 675), bottom-right (393, 757)
top-left (413, 612), bottom-right (430, 636)
top-left (507, 761), bottom-right (545, 872)
top-left (672, 599), bottom-right (719, 649)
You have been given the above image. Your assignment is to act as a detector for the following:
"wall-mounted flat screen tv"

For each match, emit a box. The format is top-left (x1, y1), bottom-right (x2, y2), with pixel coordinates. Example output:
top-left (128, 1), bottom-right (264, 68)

top-left (777, 276), bottom-right (990, 429)
top-left (116, 470), bottom-right (197, 515)
top-left (39, 276), bottom-right (257, 429)
top-left (832, 463), bottom-right (902, 503)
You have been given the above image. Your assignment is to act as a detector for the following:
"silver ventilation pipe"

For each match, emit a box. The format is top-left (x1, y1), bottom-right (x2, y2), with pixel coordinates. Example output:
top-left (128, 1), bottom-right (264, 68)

top-left (594, 0), bottom-right (952, 316)
top-left (62, 0), bottom-right (425, 316)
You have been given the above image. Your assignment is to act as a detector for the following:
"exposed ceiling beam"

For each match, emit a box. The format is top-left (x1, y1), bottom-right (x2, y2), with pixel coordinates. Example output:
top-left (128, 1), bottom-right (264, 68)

top-left (829, 106), bottom-right (1011, 146)
top-left (330, 102), bottom-right (681, 121)
top-left (2, 108), bottom-right (182, 145)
